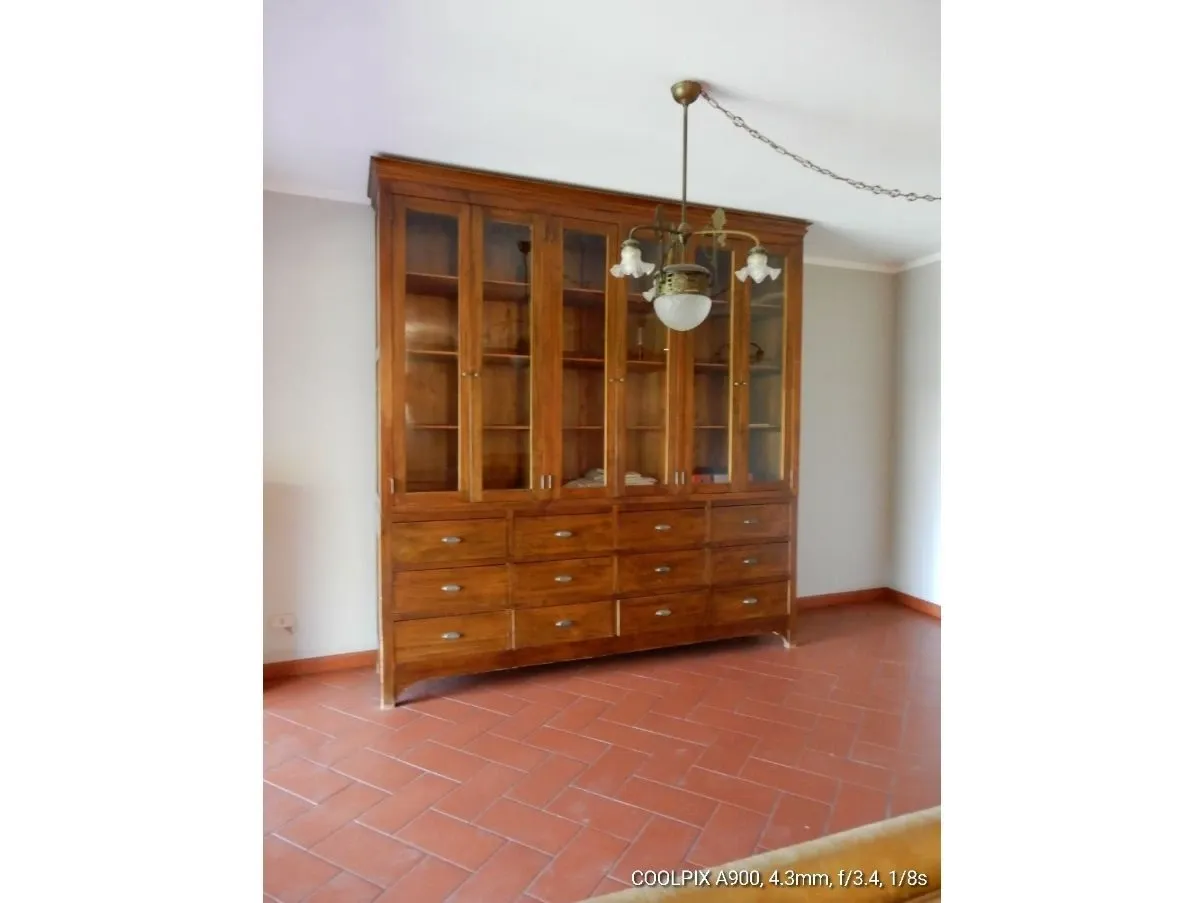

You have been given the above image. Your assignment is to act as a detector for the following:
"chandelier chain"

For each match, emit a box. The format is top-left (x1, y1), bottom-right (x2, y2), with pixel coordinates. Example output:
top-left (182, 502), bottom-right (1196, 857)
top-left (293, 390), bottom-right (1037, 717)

top-left (700, 90), bottom-right (940, 203)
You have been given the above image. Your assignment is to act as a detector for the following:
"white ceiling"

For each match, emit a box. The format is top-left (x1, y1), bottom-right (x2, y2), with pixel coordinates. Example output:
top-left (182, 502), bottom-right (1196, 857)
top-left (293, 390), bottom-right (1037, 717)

top-left (264, 0), bottom-right (940, 270)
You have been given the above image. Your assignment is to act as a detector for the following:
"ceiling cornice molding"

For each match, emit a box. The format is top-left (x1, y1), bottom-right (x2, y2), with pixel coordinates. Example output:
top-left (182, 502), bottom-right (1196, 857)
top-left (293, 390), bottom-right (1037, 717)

top-left (802, 256), bottom-right (897, 274)
top-left (264, 183), bottom-right (370, 206)
top-left (897, 252), bottom-right (941, 272)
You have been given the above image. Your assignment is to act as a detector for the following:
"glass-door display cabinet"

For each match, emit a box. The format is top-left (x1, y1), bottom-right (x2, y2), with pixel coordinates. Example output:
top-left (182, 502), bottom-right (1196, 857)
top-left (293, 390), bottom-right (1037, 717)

top-left (371, 155), bottom-right (807, 707)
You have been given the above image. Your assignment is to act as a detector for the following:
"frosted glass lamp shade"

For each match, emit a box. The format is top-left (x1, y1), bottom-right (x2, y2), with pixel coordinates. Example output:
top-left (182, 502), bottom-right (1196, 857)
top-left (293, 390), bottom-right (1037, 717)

top-left (653, 293), bottom-right (712, 331)
top-left (735, 246), bottom-right (782, 284)
top-left (610, 239), bottom-right (655, 277)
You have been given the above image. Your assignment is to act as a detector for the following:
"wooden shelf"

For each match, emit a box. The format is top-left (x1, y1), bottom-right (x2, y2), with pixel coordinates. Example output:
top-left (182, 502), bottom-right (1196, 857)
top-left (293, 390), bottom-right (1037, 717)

top-left (407, 424), bottom-right (458, 430)
top-left (563, 425), bottom-right (604, 430)
top-left (483, 425), bottom-right (530, 430)
top-left (694, 361), bottom-right (781, 373)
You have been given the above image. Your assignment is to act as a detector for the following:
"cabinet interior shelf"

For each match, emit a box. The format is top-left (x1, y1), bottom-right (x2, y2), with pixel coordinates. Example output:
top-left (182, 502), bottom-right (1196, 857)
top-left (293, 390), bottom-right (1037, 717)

top-left (405, 272), bottom-right (767, 313)
top-left (695, 424), bottom-right (781, 430)
top-left (694, 361), bottom-right (781, 373)
top-left (406, 346), bottom-right (668, 371)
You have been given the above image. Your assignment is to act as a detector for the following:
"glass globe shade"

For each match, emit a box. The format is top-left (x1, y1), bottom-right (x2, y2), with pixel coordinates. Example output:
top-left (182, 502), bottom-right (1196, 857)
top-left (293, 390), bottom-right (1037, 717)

top-left (653, 293), bottom-right (712, 331)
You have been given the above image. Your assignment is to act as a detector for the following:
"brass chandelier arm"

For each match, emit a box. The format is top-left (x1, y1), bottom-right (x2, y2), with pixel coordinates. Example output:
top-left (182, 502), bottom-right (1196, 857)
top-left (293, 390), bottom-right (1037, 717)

top-left (692, 228), bottom-right (762, 246)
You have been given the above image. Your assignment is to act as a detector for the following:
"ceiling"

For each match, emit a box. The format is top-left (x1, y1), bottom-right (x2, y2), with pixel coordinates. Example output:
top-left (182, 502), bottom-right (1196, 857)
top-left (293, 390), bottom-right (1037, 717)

top-left (264, 0), bottom-right (940, 270)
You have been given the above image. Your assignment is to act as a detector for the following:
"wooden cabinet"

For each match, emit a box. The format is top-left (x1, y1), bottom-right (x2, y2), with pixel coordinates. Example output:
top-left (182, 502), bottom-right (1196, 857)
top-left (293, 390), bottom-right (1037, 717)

top-left (372, 156), bottom-right (808, 706)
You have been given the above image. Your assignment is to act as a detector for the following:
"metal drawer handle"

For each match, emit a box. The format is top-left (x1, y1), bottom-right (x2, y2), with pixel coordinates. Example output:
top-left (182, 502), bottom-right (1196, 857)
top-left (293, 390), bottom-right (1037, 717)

top-left (653, 524), bottom-right (672, 532)
top-left (441, 536), bottom-right (462, 544)
top-left (553, 530), bottom-right (574, 538)
top-left (654, 608), bottom-right (672, 617)
top-left (554, 574), bottom-right (573, 583)
top-left (742, 597), bottom-right (759, 605)
top-left (441, 631), bottom-right (463, 640)
top-left (742, 518), bottom-right (758, 525)
top-left (653, 565), bottom-right (672, 575)
top-left (440, 584), bottom-right (462, 593)
top-left (555, 619), bottom-right (575, 628)
top-left (742, 557), bottom-right (758, 566)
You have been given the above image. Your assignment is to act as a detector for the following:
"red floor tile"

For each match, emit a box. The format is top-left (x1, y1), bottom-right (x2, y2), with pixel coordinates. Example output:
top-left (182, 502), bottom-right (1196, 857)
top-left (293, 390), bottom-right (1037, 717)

top-left (395, 809), bottom-right (505, 870)
top-left (264, 602), bottom-right (940, 902)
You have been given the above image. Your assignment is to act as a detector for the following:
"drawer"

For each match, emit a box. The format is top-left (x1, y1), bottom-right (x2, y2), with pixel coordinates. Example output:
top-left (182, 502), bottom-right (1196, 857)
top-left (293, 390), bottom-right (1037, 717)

top-left (617, 548), bottom-right (707, 594)
top-left (513, 512), bottom-right (613, 558)
top-left (617, 508), bottom-right (706, 549)
top-left (393, 518), bottom-right (507, 566)
top-left (514, 600), bottom-right (615, 647)
top-left (394, 611), bottom-right (511, 663)
top-left (393, 564), bottom-right (508, 619)
top-left (618, 591), bottom-right (709, 635)
top-left (710, 542), bottom-right (790, 585)
top-left (511, 556), bottom-right (615, 607)
top-left (711, 503), bottom-right (791, 543)
top-left (710, 581), bottom-right (790, 623)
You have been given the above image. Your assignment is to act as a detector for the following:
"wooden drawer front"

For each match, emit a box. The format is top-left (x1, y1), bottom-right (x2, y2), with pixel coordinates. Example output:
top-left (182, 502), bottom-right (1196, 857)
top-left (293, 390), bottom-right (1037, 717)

top-left (514, 601), bottom-right (615, 647)
top-left (393, 565), bottom-right (508, 619)
top-left (511, 557), bottom-right (615, 607)
top-left (394, 611), bottom-right (511, 662)
top-left (711, 581), bottom-right (790, 623)
top-left (710, 542), bottom-right (791, 585)
top-left (618, 591), bottom-right (709, 635)
top-left (394, 519), bottom-right (507, 566)
top-left (617, 548), bottom-right (707, 594)
top-left (711, 503), bottom-right (791, 543)
top-left (617, 508), bottom-right (706, 550)
top-left (513, 512), bottom-right (613, 559)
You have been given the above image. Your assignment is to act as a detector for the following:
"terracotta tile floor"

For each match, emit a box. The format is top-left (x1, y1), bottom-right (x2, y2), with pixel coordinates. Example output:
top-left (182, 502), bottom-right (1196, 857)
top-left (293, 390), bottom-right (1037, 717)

top-left (264, 602), bottom-right (940, 903)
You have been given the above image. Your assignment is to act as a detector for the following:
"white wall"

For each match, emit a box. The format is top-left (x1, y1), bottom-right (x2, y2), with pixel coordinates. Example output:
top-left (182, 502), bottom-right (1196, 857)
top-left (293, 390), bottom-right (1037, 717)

top-left (264, 192), bottom-right (378, 662)
top-left (262, 191), bottom-right (900, 661)
top-left (891, 261), bottom-right (941, 603)
top-left (797, 265), bottom-right (896, 595)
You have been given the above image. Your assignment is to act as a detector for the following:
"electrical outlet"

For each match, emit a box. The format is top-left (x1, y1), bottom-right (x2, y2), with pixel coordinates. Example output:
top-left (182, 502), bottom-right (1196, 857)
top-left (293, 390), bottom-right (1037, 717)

top-left (272, 614), bottom-right (296, 630)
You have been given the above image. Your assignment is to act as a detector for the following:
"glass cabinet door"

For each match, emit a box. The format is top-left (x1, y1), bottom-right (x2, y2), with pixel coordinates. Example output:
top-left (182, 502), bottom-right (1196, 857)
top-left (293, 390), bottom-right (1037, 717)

top-left (557, 222), bottom-right (615, 496)
top-left (742, 245), bottom-right (793, 490)
top-left (685, 242), bottom-right (735, 492)
top-left (394, 200), bottom-right (470, 501)
top-left (616, 231), bottom-right (674, 495)
top-left (472, 208), bottom-right (541, 499)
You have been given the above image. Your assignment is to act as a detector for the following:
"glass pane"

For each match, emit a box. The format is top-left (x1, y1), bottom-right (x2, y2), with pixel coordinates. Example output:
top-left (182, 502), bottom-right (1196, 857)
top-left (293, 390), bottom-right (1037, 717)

top-left (690, 243), bottom-right (733, 487)
top-left (561, 229), bottom-right (608, 490)
top-left (747, 249), bottom-right (787, 484)
top-left (480, 214), bottom-right (533, 491)
top-left (403, 210), bottom-right (460, 492)
top-left (623, 236), bottom-right (669, 488)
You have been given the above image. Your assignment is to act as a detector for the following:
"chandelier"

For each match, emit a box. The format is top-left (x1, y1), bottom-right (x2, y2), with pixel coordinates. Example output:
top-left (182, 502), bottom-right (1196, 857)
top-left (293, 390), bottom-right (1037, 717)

top-left (610, 80), bottom-right (781, 332)
top-left (612, 80), bottom-right (940, 332)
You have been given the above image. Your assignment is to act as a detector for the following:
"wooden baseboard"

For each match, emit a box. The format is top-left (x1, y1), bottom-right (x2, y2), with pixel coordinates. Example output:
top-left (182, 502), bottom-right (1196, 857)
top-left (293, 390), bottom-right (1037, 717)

top-left (796, 586), bottom-right (940, 620)
top-left (886, 588), bottom-right (941, 619)
top-left (264, 650), bottom-right (377, 682)
top-left (796, 587), bottom-right (888, 610)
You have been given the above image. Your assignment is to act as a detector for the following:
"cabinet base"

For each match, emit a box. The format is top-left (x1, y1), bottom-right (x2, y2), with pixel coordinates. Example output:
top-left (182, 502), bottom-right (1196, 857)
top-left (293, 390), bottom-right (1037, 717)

top-left (386, 615), bottom-right (792, 708)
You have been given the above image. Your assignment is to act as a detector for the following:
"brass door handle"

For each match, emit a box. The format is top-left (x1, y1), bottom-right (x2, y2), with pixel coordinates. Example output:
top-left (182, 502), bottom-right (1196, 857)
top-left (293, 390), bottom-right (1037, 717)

top-left (654, 608), bottom-right (672, 617)
top-left (440, 584), bottom-right (462, 593)
top-left (742, 518), bottom-right (758, 525)
top-left (554, 575), bottom-right (573, 583)
top-left (654, 524), bottom-right (672, 532)
top-left (441, 631), bottom-right (463, 640)
top-left (553, 530), bottom-right (574, 538)
top-left (741, 597), bottom-right (759, 605)
top-left (742, 557), bottom-right (758, 566)
top-left (554, 619), bottom-right (575, 628)
top-left (653, 566), bottom-right (672, 574)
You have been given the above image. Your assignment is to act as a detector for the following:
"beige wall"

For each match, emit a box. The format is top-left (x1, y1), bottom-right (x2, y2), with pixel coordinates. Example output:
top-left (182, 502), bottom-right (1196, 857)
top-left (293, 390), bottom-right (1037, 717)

top-left (262, 190), bottom-right (902, 661)
top-left (891, 261), bottom-right (941, 604)
top-left (797, 265), bottom-right (897, 595)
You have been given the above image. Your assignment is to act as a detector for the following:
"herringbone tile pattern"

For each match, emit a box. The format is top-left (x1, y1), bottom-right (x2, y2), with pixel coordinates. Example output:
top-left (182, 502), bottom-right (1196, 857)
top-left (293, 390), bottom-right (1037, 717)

top-left (264, 602), bottom-right (940, 902)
